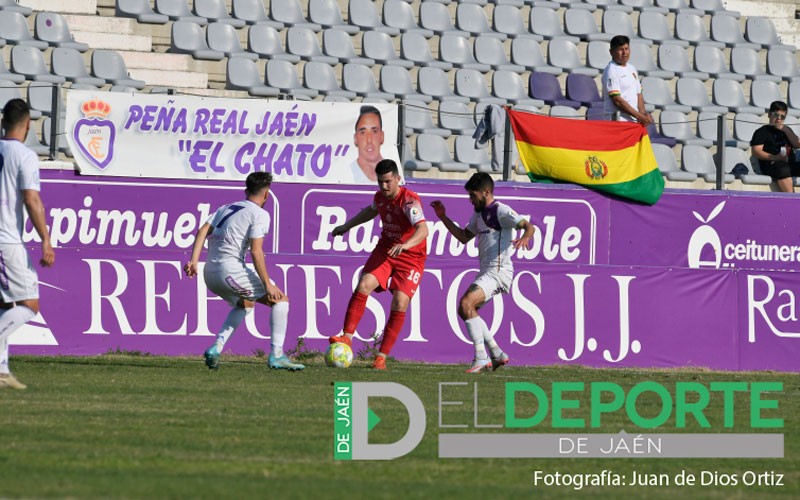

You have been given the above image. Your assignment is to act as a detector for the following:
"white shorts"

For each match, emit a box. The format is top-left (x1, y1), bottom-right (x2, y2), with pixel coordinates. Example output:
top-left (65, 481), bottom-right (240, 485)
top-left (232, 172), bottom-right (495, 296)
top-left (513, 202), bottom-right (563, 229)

top-left (0, 244), bottom-right (39, 302)
top-left (473, 269), bottom-right (512, 304)
top-left (203, 263), bottom-right (266, 307)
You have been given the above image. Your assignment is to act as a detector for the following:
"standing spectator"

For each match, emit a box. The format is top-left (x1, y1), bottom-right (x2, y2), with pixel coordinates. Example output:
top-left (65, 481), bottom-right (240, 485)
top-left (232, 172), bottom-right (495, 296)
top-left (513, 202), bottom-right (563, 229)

top-left (602, 35), bottom-right (651, 125)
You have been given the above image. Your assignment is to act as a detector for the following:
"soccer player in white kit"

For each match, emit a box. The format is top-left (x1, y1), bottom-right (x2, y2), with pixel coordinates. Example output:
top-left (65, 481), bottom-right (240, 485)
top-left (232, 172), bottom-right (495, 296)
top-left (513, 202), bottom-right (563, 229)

top-left (184, 172), bottom-right (303, 371)
top-left (431, 173), bottom-right (534, 373)
top-left (0, 99), bottom-right (55, 389)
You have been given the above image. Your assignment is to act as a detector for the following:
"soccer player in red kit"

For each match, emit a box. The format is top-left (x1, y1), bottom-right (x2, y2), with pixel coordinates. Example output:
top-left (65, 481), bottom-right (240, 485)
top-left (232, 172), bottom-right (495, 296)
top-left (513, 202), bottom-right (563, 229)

top-left (329, 159), bottom-right (428, 369)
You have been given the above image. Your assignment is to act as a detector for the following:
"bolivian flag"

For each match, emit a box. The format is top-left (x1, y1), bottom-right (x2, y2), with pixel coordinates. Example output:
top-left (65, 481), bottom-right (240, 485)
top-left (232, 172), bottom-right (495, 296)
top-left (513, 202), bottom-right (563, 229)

top-left (508, 110), bottom-right (664, 205)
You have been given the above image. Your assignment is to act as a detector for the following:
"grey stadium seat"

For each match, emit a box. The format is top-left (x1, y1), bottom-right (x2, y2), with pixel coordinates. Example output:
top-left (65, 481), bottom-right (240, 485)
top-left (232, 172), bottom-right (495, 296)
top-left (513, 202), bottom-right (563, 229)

top-left (721, 146), bottom-right (772, 185)
top-left (550, 105), bottom-right (580, 118)
top-left (10, 46), bottom-right (66, 83)
top-left (474, 36), bottom-right (524, 72)
top-left (270, 0), bottom-right (321, 31)
top-left (767, 47), bottom-right (800, 82)
top-left (710, 14), bottom-right (760, 50)
top-left (0, 55), bottom-right (23, 84)
top-left (379, 65), bottom-right (433, 103)
top-left (456, 3), bottom-right (506, 40)
top-left (403, 138), bottom-right (431, 172)
top-left (348, 0), bottom-right (400, 36)
top-left (693, 45), bottom-right (744, 82)
top-left (225, 57), bottom-right (281, 96)
top-left (419, 1), bottom-right (468, 37)
top-left (440, 34), bottom-right (490, 72)
top-left (492, 71), bottom-right (544, 108)
top-left (323, 29), bottom-right (374, 65)
top-left (399, 32), bottom-right (451, 70)
top-left (454, 69), bottom-right (505, 105)
top-left (303, 61), bottom-right (357, 99)
top-left (265, 59), bottom-right (318, 99)
top-left (416, 134), bottom-right (469, 172)
top-left (548, 38), bottom-right (599, 76)
top-left (750, 80), bottom-right (784, 112)
top-left (51, 47), bottom-right (106, 86)
top-left (27, 81), bottom-right (57, 116)
top-left (34, 12), bottom-right (89, 51)
top-left (0, 0), bottom-right (32, 16)
top-left (675, 77), bottom-right (727, 113)
top-left (418, 66), bottom-right (470, 104)
top-left (628, 40), bottom-right (674, 79)
top-left (651, 142), bottom-right (697, 181)
top-left (691, 0), bottom-right (738, 17)
top-left (732, 113), bottom-right (763, 145)
top-left (620, 0), bottom-right (666, 12)
top-left (638, 11), bottom-right (689, 47)
top-left (309, 0), bottom-right (358, 34)
top-left (654, 0), bottom-right (701, 13)
top-left (530, 7), bottom-right (579, 44)
top-left (730, 47), bottom-right (782, 83)
top-left (564, 8), bottom-right (612, 42)
top-left (194, 0), bottom-right (246, 27)
top-left (586, 40), bottom-right (611, 71)
top-left (0, 11), bottom-right (49, 49)
top-left (492, 5), bottom-right (542, 41)
top-left (602, 9), bottom-right (650, 46)
top-left (657, 44), bottom-right (708, 79)
top-left (642, 76), bottom-right (691, 113)
top-left (745, 16), bottom-right (792, 50)
top-left (170, 21), bottom-right (224, 60)
top-left (711, 79), bottom-right (763, 114)
top-left (365, 30), bottom-right (415, 69)
top-left (383, 0), bottom-right (433, 38)
top-left (438, 101), bottom-right (476, 134)
top-left (155, 0), bottom-right (208, 24)
top-left (116, 0), bottom-right (169, 24)
top-left (682, 144), bottom-right (734, 183)
top-left (674, 12), bottom-right (725, 48)
top-left (232, 0), bottom-right (280, 27)
top-left (248, 24), bottom-right (300, 62)
top-left (25, 123), bottom-right (50, 156)
top-left (557, 0), bottom-right (596, 12)
top-left (454, 135), bottom-right (491, 171)
top-left (660, 110), bottom-right (713, 146)
top-left (697, 111), bottom-right (741, 148)
top-left (404, 100), bottom-right (450, 137)
top-left (342, 63), bottom-right (394, 100)
top-left (42, 116), bottom-right (72, 157)
top-left (207, 22), bottom-right (258, 60)
top-left (511, 37), bottom-right (562, 75)
top-left (286, 27), bottom-right (338, 64)
top-left (91, 50), bottom-right (146, 88)
top-left (790, 81), bottom-right (800, 112)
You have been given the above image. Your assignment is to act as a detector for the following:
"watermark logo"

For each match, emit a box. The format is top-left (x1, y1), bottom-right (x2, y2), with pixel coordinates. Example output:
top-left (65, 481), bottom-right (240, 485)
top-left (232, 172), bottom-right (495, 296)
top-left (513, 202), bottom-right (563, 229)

top-left (73, 98), bottom-right (116, 171)
top-left (687, 201), bottom-right (724, 269)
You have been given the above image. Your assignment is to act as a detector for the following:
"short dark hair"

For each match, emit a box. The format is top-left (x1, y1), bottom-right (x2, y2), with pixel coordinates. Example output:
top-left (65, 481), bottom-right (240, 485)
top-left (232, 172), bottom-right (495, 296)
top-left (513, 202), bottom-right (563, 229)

top-left (355, 105), bottom-right (382, 131)
top-left (1, 98), bottom-right (30, 131)
top-left (464, 172), bottom-right (494, 193)
top-left (769, 101), bottom-right (788, 113)
top-left (610, 35), bottom-right (630, 51)
top-left (245, 172), bottom-right (273, 195)
top-left (375, 159), bottom-right (399, 177)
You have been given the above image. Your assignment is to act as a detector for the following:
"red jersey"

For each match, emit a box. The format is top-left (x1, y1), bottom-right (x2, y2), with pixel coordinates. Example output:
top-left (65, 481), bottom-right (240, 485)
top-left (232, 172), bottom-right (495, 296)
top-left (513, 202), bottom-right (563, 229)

top-left (372, 186), bottom-right (427, 258)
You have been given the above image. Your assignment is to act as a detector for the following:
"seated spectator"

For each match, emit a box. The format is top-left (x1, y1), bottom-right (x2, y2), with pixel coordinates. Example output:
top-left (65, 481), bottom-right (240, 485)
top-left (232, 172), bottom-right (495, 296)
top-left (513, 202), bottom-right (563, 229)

top-left (751, 101), bottom-right (800, 192)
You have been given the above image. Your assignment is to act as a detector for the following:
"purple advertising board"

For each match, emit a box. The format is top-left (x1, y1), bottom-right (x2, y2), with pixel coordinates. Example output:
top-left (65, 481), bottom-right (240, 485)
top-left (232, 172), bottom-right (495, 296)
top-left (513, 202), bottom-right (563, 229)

top-left (10, 172), bottom-right (800, 372)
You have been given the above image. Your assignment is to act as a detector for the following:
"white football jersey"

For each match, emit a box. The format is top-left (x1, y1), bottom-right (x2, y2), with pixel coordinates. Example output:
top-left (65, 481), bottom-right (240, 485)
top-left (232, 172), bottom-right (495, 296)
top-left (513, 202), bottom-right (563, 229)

top-left (0, 139), bottom-right (40, 244)
top-left (205, 200), bottom-right (270, 265)
top-left (465, 201), bottom-right (526, 274)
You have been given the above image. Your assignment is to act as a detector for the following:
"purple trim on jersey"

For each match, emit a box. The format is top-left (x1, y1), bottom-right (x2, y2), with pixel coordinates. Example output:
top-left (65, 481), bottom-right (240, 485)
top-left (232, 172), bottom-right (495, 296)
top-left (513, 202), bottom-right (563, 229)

top-left (481, 202), bottom-right (502, 231)
top-left (0, 251), bottom-right (8, 291)
top-left (225, 275), bottom-right (253, 298)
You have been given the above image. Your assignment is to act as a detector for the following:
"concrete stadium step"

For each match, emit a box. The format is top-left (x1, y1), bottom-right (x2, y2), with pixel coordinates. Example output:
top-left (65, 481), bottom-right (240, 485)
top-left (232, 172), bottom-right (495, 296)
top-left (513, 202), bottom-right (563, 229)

top-left (21, 0), bottom-right (97, 15)
top-left (65, 15), bottom-right (153, 52)
top-left (118, 51), bottom-right (209, 88)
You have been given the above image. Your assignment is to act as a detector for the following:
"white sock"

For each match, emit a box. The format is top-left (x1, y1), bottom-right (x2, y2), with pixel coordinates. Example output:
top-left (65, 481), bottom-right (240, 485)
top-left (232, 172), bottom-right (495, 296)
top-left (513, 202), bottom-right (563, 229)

top-left (270, 301), bottom-right (289, 357)
top-left (0, 306), bottom-right (36, 374)
top-left (480, 317), bottom-right (504, 359)
top-left (465, 317), bottom-right (488, 360)
top-left (214, 307), bottom-right (249, 352)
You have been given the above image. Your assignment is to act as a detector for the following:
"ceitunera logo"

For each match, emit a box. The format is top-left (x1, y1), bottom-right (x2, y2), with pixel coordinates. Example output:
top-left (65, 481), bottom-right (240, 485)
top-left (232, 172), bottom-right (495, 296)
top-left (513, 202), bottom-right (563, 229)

top-left (334, 381), bottom-right (784, 460)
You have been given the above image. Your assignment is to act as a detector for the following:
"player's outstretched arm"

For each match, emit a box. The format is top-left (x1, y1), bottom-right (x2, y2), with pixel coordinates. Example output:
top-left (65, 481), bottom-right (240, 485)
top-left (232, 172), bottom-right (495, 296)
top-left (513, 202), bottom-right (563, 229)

top-left (184, 222), bottom-right (212, 278)
top-left (23, 189), bottom-right (54, 267)
top-left (332, 205), bottom-right (379, 237)
top-left (512, 218), bottom-right (535, 250)
top-left (250, 236), bottom-right (283, 301)
top-left (430, 200), bottom-right (472, 244)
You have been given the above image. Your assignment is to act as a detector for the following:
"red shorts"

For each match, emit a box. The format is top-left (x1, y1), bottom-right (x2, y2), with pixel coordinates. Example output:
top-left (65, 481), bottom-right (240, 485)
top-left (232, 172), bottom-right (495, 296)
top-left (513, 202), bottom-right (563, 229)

top-left (362, 248), bottom-right (426, 298)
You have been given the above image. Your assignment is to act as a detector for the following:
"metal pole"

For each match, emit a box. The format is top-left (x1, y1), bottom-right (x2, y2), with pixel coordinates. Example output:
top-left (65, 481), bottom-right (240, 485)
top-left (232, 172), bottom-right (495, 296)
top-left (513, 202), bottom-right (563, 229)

top-left (398, 101), bottom-right (406, 167)
top-left (715, 114), bottom-right (725, 190)
top-left (502, 107), bottom-right (511, 181)
top-left (49, 83), bottom-right (61, 161)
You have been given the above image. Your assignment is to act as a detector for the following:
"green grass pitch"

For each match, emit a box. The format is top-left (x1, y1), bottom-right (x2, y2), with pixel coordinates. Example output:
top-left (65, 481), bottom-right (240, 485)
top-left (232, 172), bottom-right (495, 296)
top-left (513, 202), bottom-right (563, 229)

top-left (0, 354), bottom-right (798, 499)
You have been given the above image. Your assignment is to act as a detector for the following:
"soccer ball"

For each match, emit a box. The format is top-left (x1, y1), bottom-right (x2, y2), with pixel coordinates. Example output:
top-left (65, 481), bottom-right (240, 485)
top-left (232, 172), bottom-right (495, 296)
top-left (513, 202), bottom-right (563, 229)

top-left (325, 342), bottom-right (353, 368)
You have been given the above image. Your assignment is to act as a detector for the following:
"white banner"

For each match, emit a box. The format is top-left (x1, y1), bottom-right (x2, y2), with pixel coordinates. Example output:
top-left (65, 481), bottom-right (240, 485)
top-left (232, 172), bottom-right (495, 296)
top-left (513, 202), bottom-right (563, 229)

top-left (64, 90), bottom-right (401, 184)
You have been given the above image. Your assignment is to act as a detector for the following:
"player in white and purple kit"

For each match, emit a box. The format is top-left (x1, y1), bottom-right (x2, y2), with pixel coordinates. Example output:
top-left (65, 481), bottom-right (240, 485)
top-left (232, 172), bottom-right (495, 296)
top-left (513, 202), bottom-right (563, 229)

top-left (431, 173), bottom-right (534, 373)
top-left (184, 172), bottom-right (303, 371)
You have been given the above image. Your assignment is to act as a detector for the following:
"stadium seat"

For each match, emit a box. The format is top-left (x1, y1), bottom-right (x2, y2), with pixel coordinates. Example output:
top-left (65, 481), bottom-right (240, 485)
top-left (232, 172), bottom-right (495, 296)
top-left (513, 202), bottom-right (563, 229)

top-left (750, 80), bottom-right (784, 112)
top-left (231, 0), bottom-right (280, 27)
top-left (379, 65), bottom-right (433, 103)
top-left (399, 32), bottom-right (451, 69)
top-left (629, 40), bottom-right (674, 79)
top-left (383, 0), bottom-right (433, 38)
top-left (586, 40), bottom-right (611, 71)
top-left (303, 61), bottom-right (357, 99)
top-left (620, 0), bottom-right (666, 12)
top-left (438, 101), bottom-right (476, 134)
top-left (323, 30), bottom-right (374, 66)
top-left (691, 0), bottom-right (738, 17)
top-left (694, 45), bottom-right (745, 82)
top-left (0, 81), bottom-right (22, 110)
top-left (0, 0), bottom-right (31, 16)
top-left (638, 11), bottom-right (689, 47)
top-left (675, 77), bottom-right (727, 113)
top-left (766, 47), bottom-right (800, 82)
top-left (270, 0), bottom-right (321, 31)
top-left (418, 66), bottom-right (470, 104)
top-left (116, 0), bottom-right (169, 24)
top-left (51, 47), bottom-right (106, 86)
top-left (286, 27), bottom-right (338, 64)
top-left (682, 144), bottom-right (734, 183)
top-left (564, 8), bottom-right (612, 42)
top-left (697, 111), bottom-right (740, 148)
top-left (42, 116), bottom-right (72, 156)
top-left (550, 105), bottom-right (580, 118)
top-left (710, 14), bottom-right (760, 50)
top-left (745, 16), bottom-right (792, 50)
top-left (25, 122), bottom-right (50, 156)
top-left (674, 12), bottom-right (724, 48)
top-left (732, 113), bottom-right (763, 146)
top-left (721, 146), bottom-right (772, 184)
top-left (170, 21), bottom-right (224, 60)
top-left (91, 50), bottom-right (146, 88)
top-left (474, 36), bottom-right (524, 72)
top-left (566, 73), bottom-right (602, 108)
top-left (454, 135), bottom-right (491, 170)
top-left (456, 3), bottom-right (505, 40)
top-left (419, 1), bottom-right (468, 37)
top-left (492, 70), bottom-right (544, 107)
top-left (342, 63), bottom-right (394, 101)
top-left (602, 9), bottom-right (650, 46)
top-left (530, 7), bottom-right (578, 43)
top-left (155, 0), bottom-right (208, 24)
top-left (654, 0), bottom-right (701, 13)
top-left (529, 72), bottom-right (580, 109)
top-left (265, 60), bottom-right (318, 99)
top-left (225, 57), bottom-right (281, 96)
top-left (660, 110), bottom-right (713, 146)
top-left (557, 0), bottom-right (596, 11)
top-left (454, 69), bottom-right (504, 105)
top-left (10, 46), bottom-right (65, 83)
top-left (416, 134), bottom-right (469, 172)
top-left (348, 0), bottom-right (400, 36)
top-left (207, 22), bottom-right (258, 60)
top-left (492, 5), bottom-right (541, 41)
top-left (585, 105), bottom-right (608, 120)
top-left (18, 83), bottom-right (48, 119)
top-left (309, 0), bottom-right (357, 34)
top-left (548, 39), bottom-right (600, 76)
top-left (642, 77), bottom-right (691, 113)
top-left (0, 11), bottom-right (49, 49)
top-left (510, 37), bottom-right (561, 75)
top-left (440, 35), bottom-right (490, 72)
top-left (247, 24), bottom-right (300, 62)
top-left (651, 142), bottom-right (697, 181)
top-left (586, 0), bottom-right (632, 10)
top-left (194, 0), bottom-right (246, 27)
top-left (363, 30), bottom-right (414, 69)
top-left (646, 123), bottom-right (677, 147)
top-left (657, 44), bottom-right (709, 79)
top-left (730, 47), bottom-right (781, 83)
top-left (404, 100), bottom-right (449, 137)
top-left (0, 53), bottom-right (26, 84)
top-left (34, 12), bottom-right (89, 51)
